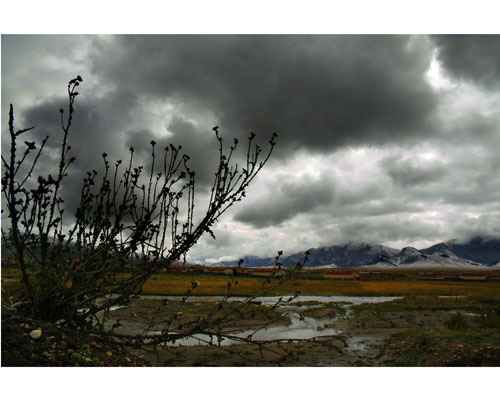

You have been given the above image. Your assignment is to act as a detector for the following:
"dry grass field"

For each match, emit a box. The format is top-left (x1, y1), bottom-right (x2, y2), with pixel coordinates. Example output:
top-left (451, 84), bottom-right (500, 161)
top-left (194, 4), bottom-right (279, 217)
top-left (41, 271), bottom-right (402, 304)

top-left (140, 273), bottom-right (500, 297)
top-left (3, 267), bottom-right (500, 298)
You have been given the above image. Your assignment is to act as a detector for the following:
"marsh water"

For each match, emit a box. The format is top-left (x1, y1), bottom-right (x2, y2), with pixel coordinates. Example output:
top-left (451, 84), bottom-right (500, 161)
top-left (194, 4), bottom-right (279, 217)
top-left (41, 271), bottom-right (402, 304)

top-left (107, 295), bottom-right (401, 347)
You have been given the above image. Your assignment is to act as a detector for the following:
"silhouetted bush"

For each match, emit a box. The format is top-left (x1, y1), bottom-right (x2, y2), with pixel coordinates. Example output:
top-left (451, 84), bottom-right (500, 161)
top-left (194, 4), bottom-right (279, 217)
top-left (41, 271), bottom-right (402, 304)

top-left (2, 76), bottom-right (287, 333)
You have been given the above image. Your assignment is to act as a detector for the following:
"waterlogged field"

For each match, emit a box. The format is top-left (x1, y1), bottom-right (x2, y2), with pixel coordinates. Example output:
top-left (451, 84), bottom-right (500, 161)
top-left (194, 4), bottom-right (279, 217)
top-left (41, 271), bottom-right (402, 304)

top-left (2, 267), bottom-right (500, 366)
top-left (135, 274), bottom-right (500, 366)
top-left (351, 295), bottom-right (500, 366)
top-left (115, 293), bottom-right (499, 366)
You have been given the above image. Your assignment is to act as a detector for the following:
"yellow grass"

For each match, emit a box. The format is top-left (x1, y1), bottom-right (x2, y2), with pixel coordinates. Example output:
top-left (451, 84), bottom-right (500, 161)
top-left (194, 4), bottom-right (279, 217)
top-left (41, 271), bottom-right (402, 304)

top-left (3, 268), bottom-right (499, 298)
top-left (141, 274), bottom-right (500, 297)
top-left (142, 274), bottom-right (271, 296)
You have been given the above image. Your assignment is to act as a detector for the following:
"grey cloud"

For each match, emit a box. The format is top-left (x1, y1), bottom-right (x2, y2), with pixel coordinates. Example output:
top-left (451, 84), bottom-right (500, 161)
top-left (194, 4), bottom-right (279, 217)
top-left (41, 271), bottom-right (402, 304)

top-left (443, 191), bottom-right (499, 206)
top-left (451, 214), bottom-right (500, 240)
top-left (12, 91), bottom-right (148, 218)
top-left (441, 164), bottom-right (500, 205)
top-left (1, 35), bottom-right (90, 112)
top-left (234, 162), bottom-right (431, 230)
top-left (3, 35), bottom-right (500, 260)
top-left (440, 110), bottom-right (500, 153)
top-left (200, 227), bottom-right (238, 250)
top-left (335, 216), bottom-right (444, 245)
top-left (431, 35), bottom-right (500, 89)
top-left (378, 149), bottom-right (500, 209)
top-left (234, 175), bottom-right (335, 228)
top-left (2, 35), bottom-right (442, 227)
top-left (124, 116), bottom-right (250, 187)
top-left (322, 184), bottom-right (421, 218)
top-left (380, 155), bottom-right (447, 187)
top-left (335, 183), bottom-right (386, 207)
top-left (342, 200), bottom-right (424, 218)
top-left (18, 85), bottom-right (146, 168)
top-left (88, 35), bottom-right (438, 158)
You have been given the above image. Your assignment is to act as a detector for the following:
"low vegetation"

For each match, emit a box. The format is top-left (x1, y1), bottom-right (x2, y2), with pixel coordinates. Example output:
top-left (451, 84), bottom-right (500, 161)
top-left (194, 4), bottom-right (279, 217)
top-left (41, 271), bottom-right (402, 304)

top-left (351, 294), bottom-right (500, 314)
top-left (296, 302), bottom-right (347, 319)
top-left (351, 294), bottom-right (500, 366)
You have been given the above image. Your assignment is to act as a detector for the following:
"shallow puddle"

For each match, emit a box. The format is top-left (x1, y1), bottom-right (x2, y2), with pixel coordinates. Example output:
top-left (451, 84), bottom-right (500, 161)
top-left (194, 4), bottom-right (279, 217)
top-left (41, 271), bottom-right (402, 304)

top-left (106, 295), bottom-right (401, 348)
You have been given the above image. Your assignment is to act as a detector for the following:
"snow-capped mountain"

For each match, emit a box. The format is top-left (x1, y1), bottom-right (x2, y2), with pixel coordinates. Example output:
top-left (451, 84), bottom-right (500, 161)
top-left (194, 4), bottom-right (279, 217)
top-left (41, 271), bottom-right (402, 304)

top-left (379, 246), bottom-right (478, 268)
top-left (281, 243), bottom-right (400, 267)
top-left (421, 236), bottom-right (500, 265)
top-left (207, 236), bottom-right (500, 268)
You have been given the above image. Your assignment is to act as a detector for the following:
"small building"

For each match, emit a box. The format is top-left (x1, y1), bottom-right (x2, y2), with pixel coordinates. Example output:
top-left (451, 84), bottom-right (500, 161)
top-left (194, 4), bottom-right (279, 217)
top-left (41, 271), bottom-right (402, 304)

top-left (170, 266), bottom-right (190, 273)
top-left (323, 271), bottom-right (360, 280)
top-left (460, 273), bottom-right (487, 281)
top-left (206, 266), bottom-right (235, 275)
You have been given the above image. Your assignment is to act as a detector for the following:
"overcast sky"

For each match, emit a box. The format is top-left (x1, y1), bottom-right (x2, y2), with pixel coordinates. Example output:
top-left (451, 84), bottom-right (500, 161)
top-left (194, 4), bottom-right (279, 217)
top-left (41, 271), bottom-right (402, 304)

top-left (2, 35), bottom-right (500, 263)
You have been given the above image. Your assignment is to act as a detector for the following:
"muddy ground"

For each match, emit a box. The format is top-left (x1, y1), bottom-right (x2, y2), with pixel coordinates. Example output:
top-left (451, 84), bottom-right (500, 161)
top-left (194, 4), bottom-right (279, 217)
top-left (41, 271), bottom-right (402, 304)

top-left (105, 298), bottom-right (496, 366)
top-left (4, 296), bottom-right (498, 367)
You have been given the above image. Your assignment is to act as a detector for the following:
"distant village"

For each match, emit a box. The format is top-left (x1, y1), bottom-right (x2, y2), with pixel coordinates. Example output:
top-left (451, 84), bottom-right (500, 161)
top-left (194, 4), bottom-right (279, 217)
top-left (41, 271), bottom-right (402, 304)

top-left (3, 257), bottom-right (500, 282)
top-left (137, 263), bottom-right (500, 281)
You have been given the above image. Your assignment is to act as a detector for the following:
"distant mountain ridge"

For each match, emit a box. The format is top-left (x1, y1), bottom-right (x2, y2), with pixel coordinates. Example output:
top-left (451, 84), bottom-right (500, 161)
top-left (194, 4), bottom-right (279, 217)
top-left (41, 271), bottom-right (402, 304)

top-left (209, 236), bottom-right (500, 268)
top-left (421, 236), bottom-right (500, 265)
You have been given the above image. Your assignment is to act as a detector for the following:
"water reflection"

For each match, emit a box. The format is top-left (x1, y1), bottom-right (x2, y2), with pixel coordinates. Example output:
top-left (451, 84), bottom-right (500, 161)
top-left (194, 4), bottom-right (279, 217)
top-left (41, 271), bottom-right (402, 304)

top-left (108, 295), bottom-right (401, 347)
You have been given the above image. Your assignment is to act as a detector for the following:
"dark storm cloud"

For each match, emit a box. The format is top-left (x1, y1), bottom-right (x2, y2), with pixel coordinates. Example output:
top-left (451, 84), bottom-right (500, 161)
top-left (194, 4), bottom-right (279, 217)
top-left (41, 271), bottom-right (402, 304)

top-left (88, 35), bottom-right (438, 157)
top-left (15, 91), bottom-right (145, 216)
top-left (234, 176), bottom-right (335, 228)
top-left (124, 116), bottom-right (220, 186)
top-left (4, 34), bottom-right (500, 259)
top-left (2, 35), bottom-right (441, 223)
top-left (21, 99), bottom-right (108, 169)
top-left (431, 35), bottom-right (500, 89)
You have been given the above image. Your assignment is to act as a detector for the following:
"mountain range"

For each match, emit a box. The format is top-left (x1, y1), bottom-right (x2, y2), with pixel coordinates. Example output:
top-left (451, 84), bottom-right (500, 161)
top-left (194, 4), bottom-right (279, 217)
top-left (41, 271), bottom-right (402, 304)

top-left (210, 236), bottom-right (500, 268)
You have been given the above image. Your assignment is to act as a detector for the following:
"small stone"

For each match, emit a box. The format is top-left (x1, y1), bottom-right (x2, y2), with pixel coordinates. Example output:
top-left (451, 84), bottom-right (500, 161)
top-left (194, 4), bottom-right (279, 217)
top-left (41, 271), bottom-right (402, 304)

top-left (29, 328), bottom-right (42, 340)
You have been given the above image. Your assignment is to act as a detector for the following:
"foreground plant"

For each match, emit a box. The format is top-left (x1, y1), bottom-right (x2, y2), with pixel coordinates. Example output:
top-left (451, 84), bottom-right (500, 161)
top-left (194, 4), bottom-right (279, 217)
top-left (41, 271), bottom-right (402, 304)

top-left (2, 77), bottom-right (325, 367)
top-left (1, 76), bottom-right (277, 326)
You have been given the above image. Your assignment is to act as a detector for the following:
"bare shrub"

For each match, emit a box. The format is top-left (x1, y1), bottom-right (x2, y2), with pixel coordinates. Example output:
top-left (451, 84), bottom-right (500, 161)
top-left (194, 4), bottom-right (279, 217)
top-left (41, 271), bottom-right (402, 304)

top-left (2, 76), bottom-right (279, 329)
